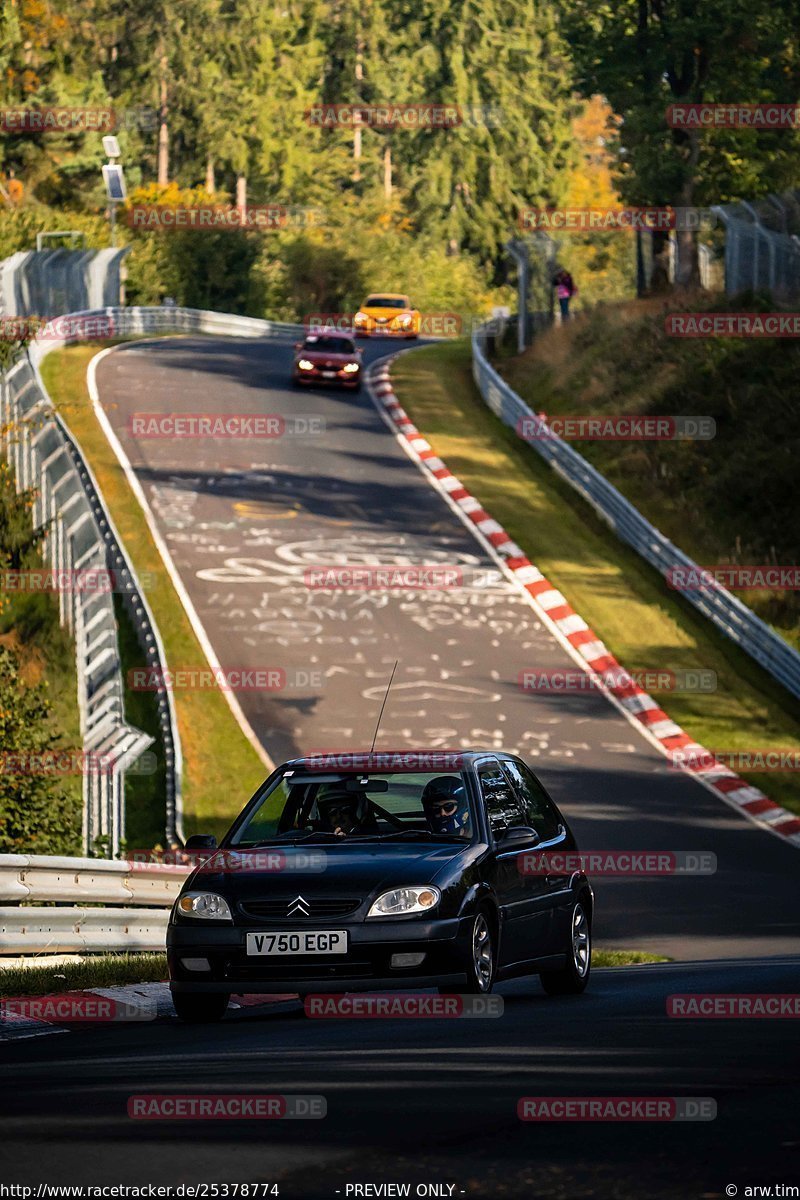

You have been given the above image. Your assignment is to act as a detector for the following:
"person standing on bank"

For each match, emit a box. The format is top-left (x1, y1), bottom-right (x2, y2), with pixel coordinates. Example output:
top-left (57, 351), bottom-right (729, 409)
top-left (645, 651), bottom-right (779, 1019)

top-left (553, 267), bottom-right (577, 321)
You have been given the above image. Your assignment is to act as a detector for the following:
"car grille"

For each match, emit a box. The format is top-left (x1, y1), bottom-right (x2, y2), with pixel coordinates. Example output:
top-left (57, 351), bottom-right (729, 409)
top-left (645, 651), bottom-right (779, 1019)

top-left (227, 960), bottom-right (374, 982)
top-left (239, 898), bottom-right (362, 920)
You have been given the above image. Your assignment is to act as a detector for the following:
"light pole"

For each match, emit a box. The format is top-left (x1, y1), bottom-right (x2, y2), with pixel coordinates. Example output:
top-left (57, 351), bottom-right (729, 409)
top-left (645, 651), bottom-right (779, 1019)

top-left (101, 135), bottom-right (127, 249)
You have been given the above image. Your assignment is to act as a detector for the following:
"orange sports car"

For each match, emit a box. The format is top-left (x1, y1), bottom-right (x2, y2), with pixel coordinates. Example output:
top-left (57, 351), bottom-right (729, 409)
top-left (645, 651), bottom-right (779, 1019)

top-left (353, 293), bottom-right (421, 338)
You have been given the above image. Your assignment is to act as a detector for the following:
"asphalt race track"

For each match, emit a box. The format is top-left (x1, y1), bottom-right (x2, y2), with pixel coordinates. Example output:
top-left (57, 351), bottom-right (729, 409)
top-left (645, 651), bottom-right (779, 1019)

top-left (3, 333), bottom-right (798, 1194)
top-left (1, 959), bottom-right (799, 1193)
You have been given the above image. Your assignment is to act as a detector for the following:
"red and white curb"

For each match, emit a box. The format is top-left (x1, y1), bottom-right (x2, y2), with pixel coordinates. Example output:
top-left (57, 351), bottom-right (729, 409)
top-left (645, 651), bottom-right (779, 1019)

top-left (0, 982), bottom-right (298, 1041)
top-left (367, 360), bottom-right (800, 850)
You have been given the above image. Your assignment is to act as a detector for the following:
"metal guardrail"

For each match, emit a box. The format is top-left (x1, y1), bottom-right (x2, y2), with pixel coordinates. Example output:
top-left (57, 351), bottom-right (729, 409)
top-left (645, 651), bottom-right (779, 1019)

top-left (1, 357), bottom-right (155, 857)
top-left (3, 305), bottom-right (305, 857)
top-left (471, 326), bottom-right (800, 702)
top-left (0, 853), bottom-right (189, 954)
top-left (0, 248), bottom-right (130, 317)
top-left (26, 305), bottom-right (305, 347)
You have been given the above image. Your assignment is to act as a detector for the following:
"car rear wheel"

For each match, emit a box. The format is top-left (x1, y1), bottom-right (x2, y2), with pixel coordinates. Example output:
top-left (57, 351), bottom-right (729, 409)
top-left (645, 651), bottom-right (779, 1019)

top-left (172, 991), bottom-right (229, 1023)
top-left (540, 899), bottom-right (591, 995)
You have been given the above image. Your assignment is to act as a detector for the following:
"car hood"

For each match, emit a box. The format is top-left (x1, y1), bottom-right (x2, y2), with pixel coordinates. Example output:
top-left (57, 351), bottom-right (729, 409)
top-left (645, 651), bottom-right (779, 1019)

top-left (295, 350), bottom-right (358, 363)
top-left (189, 840), bottom-right (476, 901)
top-left (361, 306), bottom-right (413, 319)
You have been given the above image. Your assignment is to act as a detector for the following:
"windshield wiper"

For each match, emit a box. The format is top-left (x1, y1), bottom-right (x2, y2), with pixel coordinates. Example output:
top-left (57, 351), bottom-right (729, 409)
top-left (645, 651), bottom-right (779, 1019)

top-left (239, 831), bottom-right (341, 848)
top-left (355, 830), bottom-right (463, 842)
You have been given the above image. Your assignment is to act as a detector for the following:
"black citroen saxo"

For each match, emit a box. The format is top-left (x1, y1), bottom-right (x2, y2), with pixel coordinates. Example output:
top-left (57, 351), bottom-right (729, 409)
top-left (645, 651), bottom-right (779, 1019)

top-left (167, 751), bottom-right (594, 1021)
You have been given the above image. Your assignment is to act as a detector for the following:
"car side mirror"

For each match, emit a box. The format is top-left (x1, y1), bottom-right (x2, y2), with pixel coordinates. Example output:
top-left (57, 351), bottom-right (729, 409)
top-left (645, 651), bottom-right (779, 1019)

top-left (184, 834), bottom-right (218, 850)
top-left (497, 825), bottom-right (539, 848)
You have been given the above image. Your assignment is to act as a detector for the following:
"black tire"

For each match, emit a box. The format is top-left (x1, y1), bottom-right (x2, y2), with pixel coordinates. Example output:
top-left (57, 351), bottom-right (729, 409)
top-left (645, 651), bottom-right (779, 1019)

top-left (172, 991), bottom-right (229, 1023)
top-left (540, 899), bottom-right (591, 995)
top-left (440, 906), bottom-right (496, 995)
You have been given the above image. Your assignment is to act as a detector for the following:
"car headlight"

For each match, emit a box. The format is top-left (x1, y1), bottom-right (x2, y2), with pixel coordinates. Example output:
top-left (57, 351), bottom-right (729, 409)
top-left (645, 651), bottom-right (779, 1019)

top-left (367, 886), bottom-right (440, 918)
top-left (396, 313), bottom-right (412, 326)
top-left (342, 362), bottom-right (359, 373)
top-left (297, 359), bottom-right (315, 370)
top-left (354, 312), bottom-right (368, 324)
top-left (176, 892), bottom-right (233, 920)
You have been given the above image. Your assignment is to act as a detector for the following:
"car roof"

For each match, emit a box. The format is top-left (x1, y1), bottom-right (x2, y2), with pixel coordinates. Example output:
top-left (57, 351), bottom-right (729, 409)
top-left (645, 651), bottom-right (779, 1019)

top-left (364, 293), bottom-right (409, 302)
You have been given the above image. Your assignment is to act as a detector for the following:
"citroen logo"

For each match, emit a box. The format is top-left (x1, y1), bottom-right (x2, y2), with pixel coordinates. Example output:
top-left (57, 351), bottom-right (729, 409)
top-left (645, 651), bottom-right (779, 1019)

top-left (287, 894), bottom-right (310, 917)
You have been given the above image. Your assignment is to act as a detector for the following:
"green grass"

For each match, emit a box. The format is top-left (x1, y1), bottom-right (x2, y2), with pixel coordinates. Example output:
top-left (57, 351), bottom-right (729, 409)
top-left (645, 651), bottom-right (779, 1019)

top-left (593, 949), bottom-right (670, 967)
top-left (390, 339), bottom-right (800, 815)
top-left (0, 953), bottom-right (167, 996)
top-left (41, 342), bottom-right (267, 839)
top-left (499, 293), bottom-right (800, 652)
top-left (0, 948), bottom-right (662, 996)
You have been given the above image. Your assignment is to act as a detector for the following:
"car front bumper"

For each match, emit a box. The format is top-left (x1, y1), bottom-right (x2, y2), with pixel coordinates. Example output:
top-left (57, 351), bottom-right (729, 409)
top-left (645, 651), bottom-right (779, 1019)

top-left (167, 915), bottom-right (469, 994)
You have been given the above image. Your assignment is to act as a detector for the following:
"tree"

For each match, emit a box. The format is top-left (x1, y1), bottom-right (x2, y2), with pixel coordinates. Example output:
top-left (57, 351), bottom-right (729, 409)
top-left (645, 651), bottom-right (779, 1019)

top-left (560, 0), bottom-right (800, 285)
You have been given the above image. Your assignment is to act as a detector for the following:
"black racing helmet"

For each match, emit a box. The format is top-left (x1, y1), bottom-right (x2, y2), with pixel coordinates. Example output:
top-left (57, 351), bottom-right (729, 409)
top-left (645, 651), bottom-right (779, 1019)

top-left (421, 775), bottom-right (470, 835)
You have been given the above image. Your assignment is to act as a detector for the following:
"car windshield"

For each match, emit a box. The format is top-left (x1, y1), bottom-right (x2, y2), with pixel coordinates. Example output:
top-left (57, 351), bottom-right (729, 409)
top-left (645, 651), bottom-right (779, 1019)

top-left (366, 296), bottom-right (409, 309)
top-left (303, 336), bottom-right (355, 353)
top-left (228, 770), bottom-right (473, 846)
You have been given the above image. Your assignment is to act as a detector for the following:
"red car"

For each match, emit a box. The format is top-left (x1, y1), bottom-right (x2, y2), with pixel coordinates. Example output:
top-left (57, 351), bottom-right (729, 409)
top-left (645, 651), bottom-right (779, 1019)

top-left (292, 333), bottom-right (362, 391)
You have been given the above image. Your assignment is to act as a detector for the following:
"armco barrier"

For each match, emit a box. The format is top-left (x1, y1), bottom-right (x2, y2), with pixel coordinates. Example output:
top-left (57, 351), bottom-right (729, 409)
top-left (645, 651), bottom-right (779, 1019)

top-left (1, 356), bottom-right (155, 857)
top-left (3, 305), bottom-right (305, 857)
top-left (0, 248), bottom-right (130, 318)
top-left (0, 853), bottom-right (189, 954)
top-left (471, 326), bottom-right (800, 702)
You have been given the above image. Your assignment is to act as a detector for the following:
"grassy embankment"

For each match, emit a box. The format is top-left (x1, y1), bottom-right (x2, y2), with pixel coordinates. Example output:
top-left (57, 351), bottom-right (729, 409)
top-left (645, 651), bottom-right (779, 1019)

top-left (390, 308), bottom-right (800, 815)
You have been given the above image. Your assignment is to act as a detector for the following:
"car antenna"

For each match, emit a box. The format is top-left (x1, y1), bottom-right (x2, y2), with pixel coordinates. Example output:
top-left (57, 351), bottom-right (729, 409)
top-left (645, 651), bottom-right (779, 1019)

top-left (370, 660), bottom-right (398, 754)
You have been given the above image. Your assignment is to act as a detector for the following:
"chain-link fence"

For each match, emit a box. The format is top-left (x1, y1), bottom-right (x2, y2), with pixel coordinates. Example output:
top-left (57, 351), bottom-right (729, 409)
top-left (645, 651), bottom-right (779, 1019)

top-left (710, 190), bottom-right (800, 297)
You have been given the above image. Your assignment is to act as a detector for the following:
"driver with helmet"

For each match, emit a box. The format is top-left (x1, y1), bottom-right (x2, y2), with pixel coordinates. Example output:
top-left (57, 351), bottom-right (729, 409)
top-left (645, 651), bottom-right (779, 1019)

top-left (421, 776), bottom-right (471, 838)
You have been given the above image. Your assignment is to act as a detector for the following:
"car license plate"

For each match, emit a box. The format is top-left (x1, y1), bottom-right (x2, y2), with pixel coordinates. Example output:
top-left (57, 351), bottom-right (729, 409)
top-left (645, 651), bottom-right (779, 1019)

top-left (246, 931), bottom-right (348, 956)
top-left (321, 370), bottom-right (336, 378)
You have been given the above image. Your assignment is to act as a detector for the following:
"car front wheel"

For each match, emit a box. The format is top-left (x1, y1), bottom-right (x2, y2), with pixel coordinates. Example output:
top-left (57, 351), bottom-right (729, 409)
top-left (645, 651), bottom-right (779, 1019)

top-left (441, 907), bottom-right (496, 995)
top-left (172, 991), bottom-right (229, 1023)
top-left (540, 899), bottom-right (591, 995)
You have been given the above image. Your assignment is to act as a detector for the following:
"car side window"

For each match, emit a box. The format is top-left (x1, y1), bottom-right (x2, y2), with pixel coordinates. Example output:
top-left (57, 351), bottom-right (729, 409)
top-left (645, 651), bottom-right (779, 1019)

top-left (502, 760), bottom-right (562, 841)
top-left (477, 761), bottom-right (526, 836)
